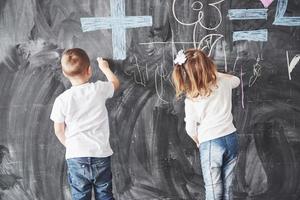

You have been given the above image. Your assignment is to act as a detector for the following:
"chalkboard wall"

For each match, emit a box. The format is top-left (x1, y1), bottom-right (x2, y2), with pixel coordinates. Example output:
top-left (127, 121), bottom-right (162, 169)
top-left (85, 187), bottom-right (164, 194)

top-left (0, 0), bottom-right (300, 199)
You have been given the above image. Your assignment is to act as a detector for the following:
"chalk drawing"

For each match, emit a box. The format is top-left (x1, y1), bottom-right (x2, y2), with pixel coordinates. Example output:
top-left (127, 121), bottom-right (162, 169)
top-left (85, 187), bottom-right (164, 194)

top-left (286, 51), bottom-right (300, 80)
top-left (124, 55), bottom-right (148, 87)
top-left (260, 0), bottom-right (274, 8)
top-left (172, 0), bottom-right (224, 30)
top-left (273, 0), bottom-right (300, 26)
top-left (228, 8), bottom-right (268, 42)
top-left (233, 29), bottom-right (268, 42)
top-left (171, 0), bottom-right (227, 71)
top-left (125, 54), bottom-right (170, 103)
top-left (198, 34), bottom-right (224, 56)
top-left (172, 0), bottom-right (225, 51)
top-left (249, 56), bottom-right (263, 87)
top-left (80, 0), bottom-right (152, 59)
top-left (222, 41), bottom-right (228, 72)
top-left (228, 9), bottom-right (268, 20)
top-left (138, 1), bottom-right (228, 72)
top-left (139, 42), bottom-right (200, 45)
top-left (232, 55), bottom-right (246, 109)
top-left (241, 66), bottom-right (245, 109)
top-left (233, 55), bottom-right (240, 72)
top-left (139, 35), bottom-right (224, 58)
top-left (155, 63), bottom-right (170, 104)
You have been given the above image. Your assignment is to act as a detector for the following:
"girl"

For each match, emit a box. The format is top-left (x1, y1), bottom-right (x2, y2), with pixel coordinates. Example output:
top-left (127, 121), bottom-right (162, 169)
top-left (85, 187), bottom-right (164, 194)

top-left (172, 49), bottom-right (240, 200)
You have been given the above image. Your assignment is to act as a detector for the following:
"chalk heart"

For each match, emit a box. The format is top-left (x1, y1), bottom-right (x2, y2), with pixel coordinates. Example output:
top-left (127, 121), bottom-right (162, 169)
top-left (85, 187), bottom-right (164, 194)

top-left (260, 0), bottom-right (274, 8)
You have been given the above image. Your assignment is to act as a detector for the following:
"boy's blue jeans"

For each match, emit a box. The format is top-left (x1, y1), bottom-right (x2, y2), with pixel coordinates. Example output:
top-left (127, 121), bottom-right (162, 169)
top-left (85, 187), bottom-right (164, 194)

top-left (66, 157), bottom-right (114, 200)
top-left (199, 132), bottom-right (238, 200)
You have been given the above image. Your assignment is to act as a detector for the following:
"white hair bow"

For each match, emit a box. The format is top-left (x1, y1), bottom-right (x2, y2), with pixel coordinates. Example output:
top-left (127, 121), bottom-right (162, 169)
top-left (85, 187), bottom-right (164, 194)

top-left (174, 50), bottom-right (187, 65)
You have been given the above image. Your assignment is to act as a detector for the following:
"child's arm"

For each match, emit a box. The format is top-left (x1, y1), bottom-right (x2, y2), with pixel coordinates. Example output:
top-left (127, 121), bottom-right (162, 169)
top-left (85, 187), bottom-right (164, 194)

top-left (191, 135), bottom-right (199, 146)
top-left (185, 100), bottom-right (200, 146)
top-left (186, 121), bottom-right (199, 146)
top-left (53, 122), bottom-right (66, 146)
top-left (218, 72), bottom-right (240, 88)
top-left (97, 57), bottom-right (120, 90)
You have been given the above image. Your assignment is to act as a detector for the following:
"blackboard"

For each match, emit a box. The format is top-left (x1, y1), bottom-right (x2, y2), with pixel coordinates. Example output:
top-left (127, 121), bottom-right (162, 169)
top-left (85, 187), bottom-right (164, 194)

top-left (0, 0), bottom-right (300, 199)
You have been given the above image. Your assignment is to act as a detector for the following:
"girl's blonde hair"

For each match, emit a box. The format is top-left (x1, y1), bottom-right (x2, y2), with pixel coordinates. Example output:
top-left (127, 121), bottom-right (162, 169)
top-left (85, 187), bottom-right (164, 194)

top-left (172, 48), bottom-right (217, 98)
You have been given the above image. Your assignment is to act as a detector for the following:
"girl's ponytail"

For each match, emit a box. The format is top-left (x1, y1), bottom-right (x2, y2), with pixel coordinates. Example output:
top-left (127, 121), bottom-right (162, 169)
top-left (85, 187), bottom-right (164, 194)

top-left (172, 48), bottom-right (217, 99)
top-left (172, 64), bottom-right (186, 98)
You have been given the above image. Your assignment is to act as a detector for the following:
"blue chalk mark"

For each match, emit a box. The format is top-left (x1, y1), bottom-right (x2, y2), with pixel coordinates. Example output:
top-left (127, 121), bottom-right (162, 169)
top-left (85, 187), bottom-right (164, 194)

top-left (273, 0), bottom-right (300, 26)
top-left (80, 0), bottom-right (152, 60)
top-left (80, 17), bottom-right (153, 32)
top-left (233, 29), bottom-right (268, 42)
top-left (228, 9), bottom-right (268, 20)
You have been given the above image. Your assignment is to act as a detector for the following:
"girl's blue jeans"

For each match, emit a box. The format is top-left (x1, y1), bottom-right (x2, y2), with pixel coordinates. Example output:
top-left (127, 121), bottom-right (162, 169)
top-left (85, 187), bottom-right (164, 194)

top-left (66, 156), bottom-right (114, 200)
top-left (199, 132), bottom-right (239, 200)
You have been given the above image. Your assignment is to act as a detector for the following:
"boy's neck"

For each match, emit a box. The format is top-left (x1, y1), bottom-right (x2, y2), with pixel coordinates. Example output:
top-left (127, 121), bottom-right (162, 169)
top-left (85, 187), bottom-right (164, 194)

top-left (69, 77), bottom-right (89, 86)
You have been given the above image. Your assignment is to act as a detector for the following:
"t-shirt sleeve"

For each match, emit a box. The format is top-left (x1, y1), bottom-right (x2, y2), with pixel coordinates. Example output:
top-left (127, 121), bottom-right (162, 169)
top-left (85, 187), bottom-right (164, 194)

top-left (50, 97), bottom-right (65, 123)
top-left (95, 81), bottom-right (114, 99)
top-left (184, 100), bottom-right (198, 139)
top-left (218, 72), bottom-right (240, 89)
top-left (230, 75), bottom-right (240, 89)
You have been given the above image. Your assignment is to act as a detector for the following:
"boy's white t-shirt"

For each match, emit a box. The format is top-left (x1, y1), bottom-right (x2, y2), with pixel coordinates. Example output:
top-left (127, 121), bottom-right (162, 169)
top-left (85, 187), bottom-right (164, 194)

top-left (50, 80), bottom-right (114, 159)
top-left (184, 73), bottom-right (240, 145)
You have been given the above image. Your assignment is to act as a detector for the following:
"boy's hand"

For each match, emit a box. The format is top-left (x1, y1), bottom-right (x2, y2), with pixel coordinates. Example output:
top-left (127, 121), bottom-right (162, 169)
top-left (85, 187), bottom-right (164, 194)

top-left (97, 57), bottom-right (109, 71)
top-left (96, 57), bottom-right (120, 91)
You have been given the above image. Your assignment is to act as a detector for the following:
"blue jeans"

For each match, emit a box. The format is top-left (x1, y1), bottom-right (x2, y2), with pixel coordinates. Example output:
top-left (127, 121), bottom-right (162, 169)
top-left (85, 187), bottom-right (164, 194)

top-left (66, 157), bottom-right (114, 200)
top-left (199, 132), bottom-right (238, 200)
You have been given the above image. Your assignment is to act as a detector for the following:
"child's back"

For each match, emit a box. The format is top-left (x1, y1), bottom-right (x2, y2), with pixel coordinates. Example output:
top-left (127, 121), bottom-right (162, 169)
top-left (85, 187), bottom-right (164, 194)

top-left (185, 72), bottom-right (240, 144)
top-left (50, 48), bottom-right (119, 200)
top-left (172, 48), bottom-right (240, 200)
top-left (52, 80), bottom-right (114, 159)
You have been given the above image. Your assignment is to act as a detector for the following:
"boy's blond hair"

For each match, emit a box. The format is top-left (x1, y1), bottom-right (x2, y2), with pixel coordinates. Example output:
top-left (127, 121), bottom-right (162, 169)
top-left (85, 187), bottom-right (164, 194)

top-left (61, 48), bottom-right (90, 77)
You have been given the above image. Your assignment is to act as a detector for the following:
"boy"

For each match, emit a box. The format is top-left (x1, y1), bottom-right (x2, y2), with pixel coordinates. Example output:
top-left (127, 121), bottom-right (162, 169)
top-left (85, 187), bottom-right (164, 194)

top-left (50, 48), bottom-right (119, 200)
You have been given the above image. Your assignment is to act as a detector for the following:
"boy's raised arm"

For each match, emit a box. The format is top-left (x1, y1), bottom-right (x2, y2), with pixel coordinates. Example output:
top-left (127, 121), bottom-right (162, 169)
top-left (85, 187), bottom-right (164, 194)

top-left (97, 57), bottom-right (120, 91)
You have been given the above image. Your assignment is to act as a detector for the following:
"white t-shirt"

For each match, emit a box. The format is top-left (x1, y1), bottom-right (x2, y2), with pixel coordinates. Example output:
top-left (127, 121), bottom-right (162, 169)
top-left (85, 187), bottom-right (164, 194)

top-left (184, 72), bottom-right (240, 145)
top-left (50, 80), bottom-right (114, 159)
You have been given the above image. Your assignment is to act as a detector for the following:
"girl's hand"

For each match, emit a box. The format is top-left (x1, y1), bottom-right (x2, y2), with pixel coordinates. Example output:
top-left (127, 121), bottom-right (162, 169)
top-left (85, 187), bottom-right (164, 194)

top-left (192, 135), bottom-right (199, 147)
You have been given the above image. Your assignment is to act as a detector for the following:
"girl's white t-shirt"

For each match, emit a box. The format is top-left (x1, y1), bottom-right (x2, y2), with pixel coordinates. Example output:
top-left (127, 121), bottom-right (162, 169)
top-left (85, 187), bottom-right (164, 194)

top-left (50, 81), bottom-right (114, 159)
top-left (184, 72), bottom-right (240, 145)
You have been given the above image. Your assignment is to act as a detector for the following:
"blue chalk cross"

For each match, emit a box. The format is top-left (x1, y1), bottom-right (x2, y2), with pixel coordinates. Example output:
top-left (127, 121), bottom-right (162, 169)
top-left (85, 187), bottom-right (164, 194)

top-left (80, 0), bottom-right (152, 60)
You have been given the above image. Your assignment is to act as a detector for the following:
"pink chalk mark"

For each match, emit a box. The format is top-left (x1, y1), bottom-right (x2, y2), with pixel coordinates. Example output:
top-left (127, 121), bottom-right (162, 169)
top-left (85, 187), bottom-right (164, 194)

top-left (260, 0), bottom-right (274, 8)
top-left (240, 66), bottom-right (245, 109)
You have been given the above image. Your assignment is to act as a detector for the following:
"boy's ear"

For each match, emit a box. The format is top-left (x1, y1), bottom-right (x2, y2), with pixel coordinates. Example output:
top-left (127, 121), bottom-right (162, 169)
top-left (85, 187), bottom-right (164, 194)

top-left (88, 66), bottom-right (92, 75)
top-left (62, 70), bottom-right (68, 78)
